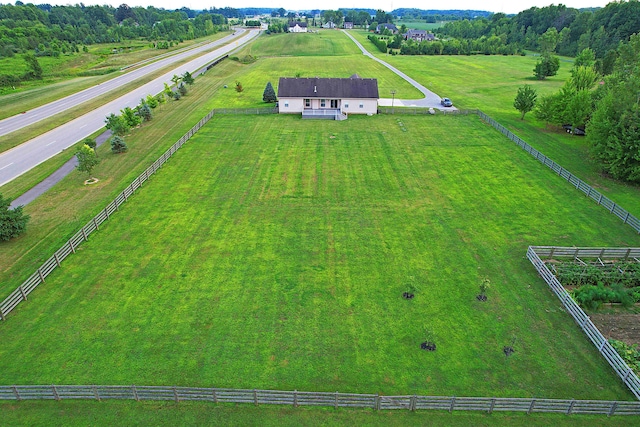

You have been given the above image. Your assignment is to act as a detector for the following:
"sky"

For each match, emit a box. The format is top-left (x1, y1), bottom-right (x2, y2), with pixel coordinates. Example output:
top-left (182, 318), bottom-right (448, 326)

top-left (35, 1), bottom-right (615, 15)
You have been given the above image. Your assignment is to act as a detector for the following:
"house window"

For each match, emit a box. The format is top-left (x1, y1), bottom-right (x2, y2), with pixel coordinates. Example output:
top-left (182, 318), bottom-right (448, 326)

top-left (284, 102), bottom-right (289, 108)
top-left (359, 103), bottom-right (364, 108)
top-left (305, 99), bottom-right (310, 108)
top-left (321, 99), bottom-right (326, 108)
top-left (331, 99), bottom-right (338, 108)
top-left (344, 103), bottom-right (349, 108)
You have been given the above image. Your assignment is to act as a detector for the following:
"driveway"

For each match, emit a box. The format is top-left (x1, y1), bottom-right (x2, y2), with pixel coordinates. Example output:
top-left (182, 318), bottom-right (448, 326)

top-left (342, 30), bottom-right (457, 110)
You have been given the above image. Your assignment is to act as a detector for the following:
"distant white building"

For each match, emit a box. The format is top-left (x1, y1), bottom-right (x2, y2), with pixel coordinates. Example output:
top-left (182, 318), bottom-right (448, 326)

top-left (288, 22), bottom-right (308, 33)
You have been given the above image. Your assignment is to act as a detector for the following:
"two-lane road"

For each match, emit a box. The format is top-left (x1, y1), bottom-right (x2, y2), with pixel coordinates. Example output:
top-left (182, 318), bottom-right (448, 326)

top-left (0, 29), bottom-right (260, 187)
top-left (0, 30), bottom-right (245, 138)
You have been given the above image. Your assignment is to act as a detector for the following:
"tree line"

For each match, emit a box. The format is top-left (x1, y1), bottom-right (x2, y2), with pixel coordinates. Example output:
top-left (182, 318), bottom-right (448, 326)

top-left (0, 3), bottom-right (228, 58)
top-left (438, 1), bottom-right (640, 61)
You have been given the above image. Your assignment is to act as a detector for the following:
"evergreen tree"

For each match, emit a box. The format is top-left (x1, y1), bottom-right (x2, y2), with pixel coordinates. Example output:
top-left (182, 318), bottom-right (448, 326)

top-left (0, 194), bottom-right (30, 241)
top-left (110, 136), bottom-right (128, 153)
top-left (262, 81), bottom-right (276, 103)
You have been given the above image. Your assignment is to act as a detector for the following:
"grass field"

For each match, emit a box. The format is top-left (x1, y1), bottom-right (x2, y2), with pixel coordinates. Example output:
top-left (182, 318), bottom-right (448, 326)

top-left (1, 114), bottom-right (639, 402)
top-left (3, 26), bottom-right (640, 425)
top-left (345, 29), bottom-right (640, 217)
top-left (2, 400), bottom-right (639, 426)
top-left (397, 20), bottom-right (444, 31)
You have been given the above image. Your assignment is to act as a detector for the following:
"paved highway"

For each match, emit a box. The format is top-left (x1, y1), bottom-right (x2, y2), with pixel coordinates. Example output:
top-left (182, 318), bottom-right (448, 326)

top-left (0, 29), bottom-right (260, 187)
top-left (0, 30), bottom-right (245, 138)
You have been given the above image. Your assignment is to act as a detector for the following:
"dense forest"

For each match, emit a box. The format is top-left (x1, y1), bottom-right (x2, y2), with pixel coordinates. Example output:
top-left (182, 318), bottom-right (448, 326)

top-left (438, 1), bottom-right (640, 59)
top-left (0, 3), bottom-right (228, 58)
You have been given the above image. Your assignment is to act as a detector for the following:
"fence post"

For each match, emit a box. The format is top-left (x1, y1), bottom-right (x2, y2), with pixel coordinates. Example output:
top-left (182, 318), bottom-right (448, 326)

top-left (375, 394), bottom-right (380, 410)
top-left (410, 395), bottom-right (417, 411)
top-left (173, 386), bottom-right (179, 402)
top-left (335, 391), bottom-right (338, 409)
top-left (608, 401), bottom-right (618, 416)
top-left (37, 268), bottom-right (45, 283)
top-left (293, 390), bottom-right (298, 407)
top-left (253, 389), bottom-right (258, 405)
top-left (623, 212), bottom-right (630, 224)
top-left (0, 307), bottom-right (5, 321)
top-left (12, 385), bottom-right (20, 400)
top-left (81, 227), bottom-right (88, 241)
top-left (52, 385), bottom-right (60, 401)
top-left (132, 385), bottom-right (139, 401)
top-left (69, 239), bottom-right (76, 254)
top-left (449, 396), bottom-right (456, 413)
top-left (212, 389), bottom-right (218, 403)
top-left (93, 217), bottom-right (99, 230)
top-left (19, 285), bottom-right (27, 301)
top-left (53, 252), bottom-right (61, 267)
top-left (598, 193), bottom-right (603, 205)
top-left (93, 385), bottom-right (100, 401)
top-left (528, 399), bottom-right (536, 414)
top-left (489, 398), bottom-right (496, 414)
top-left (567, 399), bottom-right (575, 415)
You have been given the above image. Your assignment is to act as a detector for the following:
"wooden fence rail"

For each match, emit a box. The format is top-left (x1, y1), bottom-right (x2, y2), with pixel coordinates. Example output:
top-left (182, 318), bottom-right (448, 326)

top-left (211, 107), bottom-right (277, 115)
top-left (0, 110), bottom-right (216, 322)
top-left (0, 385), bottom-right (639, 415)
top-left (477, 111), bottom-right (640, 234)
top-left (527, 246), bottom-right (640, 400)
top-left (377, 107), bottom-right (477, 115)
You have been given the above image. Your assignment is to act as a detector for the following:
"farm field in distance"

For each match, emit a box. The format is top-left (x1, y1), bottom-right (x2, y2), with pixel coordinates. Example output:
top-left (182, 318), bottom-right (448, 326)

top-left (1, 114), bottom-right (639, 402)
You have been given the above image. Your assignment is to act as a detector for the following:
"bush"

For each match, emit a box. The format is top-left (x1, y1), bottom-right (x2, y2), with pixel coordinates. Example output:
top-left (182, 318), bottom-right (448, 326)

top-left (178, 83), bottom-right (188, 96)
top-left (609, 339), bottom-right (640, 375)
top-left (110, 136), bottom-right (128, 153)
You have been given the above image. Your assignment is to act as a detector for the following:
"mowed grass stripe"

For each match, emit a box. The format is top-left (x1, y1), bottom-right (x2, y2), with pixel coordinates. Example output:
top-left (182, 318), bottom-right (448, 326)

top-left (0, 115), bottom-right (638, 400)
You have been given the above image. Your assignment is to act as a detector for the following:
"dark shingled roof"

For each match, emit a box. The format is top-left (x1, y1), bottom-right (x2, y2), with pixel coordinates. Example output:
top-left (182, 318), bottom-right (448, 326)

top-left (288, 21), bottom-right (307, 27)
top-left (277, 77), bottom-right (379, 99)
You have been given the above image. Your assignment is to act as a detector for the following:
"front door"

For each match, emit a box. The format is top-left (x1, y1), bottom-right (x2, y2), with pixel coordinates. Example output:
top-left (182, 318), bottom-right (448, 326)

top-left (330, 99), bottom-right (338, 109)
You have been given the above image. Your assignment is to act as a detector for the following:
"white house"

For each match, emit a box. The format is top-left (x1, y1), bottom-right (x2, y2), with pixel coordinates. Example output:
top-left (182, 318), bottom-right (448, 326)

top-left (277, 75), bottom-right (379, 119)
top-left (288, 22), bottom-right (308, 33)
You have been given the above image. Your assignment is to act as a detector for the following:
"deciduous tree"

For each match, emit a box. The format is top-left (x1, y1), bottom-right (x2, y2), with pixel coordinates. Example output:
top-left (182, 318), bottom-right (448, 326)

top-left (514, 85), bottom-right (537, 120)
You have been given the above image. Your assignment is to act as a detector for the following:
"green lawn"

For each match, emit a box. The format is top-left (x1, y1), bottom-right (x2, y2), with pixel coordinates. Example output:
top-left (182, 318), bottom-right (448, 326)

top-left (1, 114), bottom-right (639, 401)
top-left (346, 29), bottom-right (640, 217)
top-left (2, 400), bottom-right (638, 426)
top-left (397, 20), bottom-right (444, 31)
top-left (240, 30), bottom-right (361, 57)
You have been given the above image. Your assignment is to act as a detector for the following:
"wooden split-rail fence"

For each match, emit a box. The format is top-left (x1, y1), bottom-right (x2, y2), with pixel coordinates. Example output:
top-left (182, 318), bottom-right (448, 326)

top-left (1, 385), bottom-right (639, 416)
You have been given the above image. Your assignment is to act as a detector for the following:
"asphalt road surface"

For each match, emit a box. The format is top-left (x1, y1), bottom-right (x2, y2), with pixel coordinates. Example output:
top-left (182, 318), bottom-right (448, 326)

top-left (0, 30), bottom-right (244, 138)
top-left (0, 29), bottom-right (260, 187)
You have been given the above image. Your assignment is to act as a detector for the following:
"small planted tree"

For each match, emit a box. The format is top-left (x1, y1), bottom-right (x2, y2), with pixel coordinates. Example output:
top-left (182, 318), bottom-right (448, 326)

top-left (263, 81), bottom-right (276, 103)
top-left (171, 74), bottom-right (182, 87)
top-left (178, 82), bottom-right (188, 96)
top-left (104, 113), bottom-right (129, 137)
top-left (76, 143), bottom-right (99, 179)
top-left (477, 277), bottom-right (490, 301)
top-left (0, 193), bottom-right (30, 241)
top-left (145, 94), bottom-right (158, 109)
top-left (513, 85), bottom-right (537, 120)
top-left (136, 103), bottom-right (153, 122)
top-left (172, 91), bottom-right (181, 100)
top-left (81, 137), bottom-right (97, 151)
top-left (121, 106), bottom-right (141, 128)
top-left (235, 81), bottom-right (244, 93)
top-left (182, 71), bottom-right (195, 85)
top-left (420, 326), bottom-right (436, 351)
top-left (110, 136), bottom-right (128, 153)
